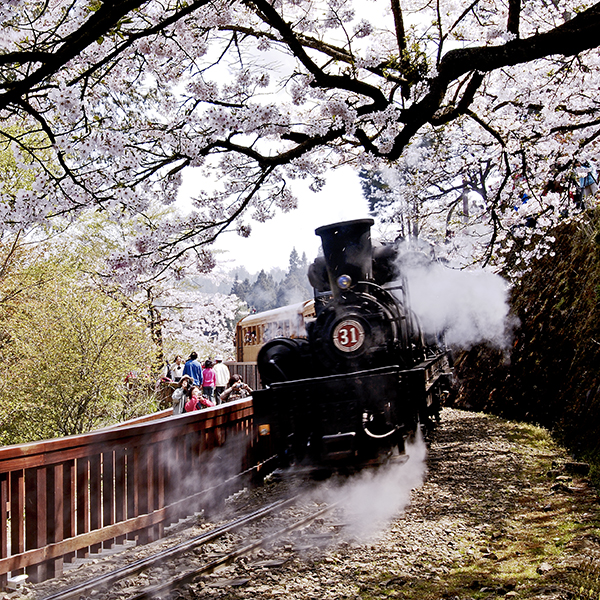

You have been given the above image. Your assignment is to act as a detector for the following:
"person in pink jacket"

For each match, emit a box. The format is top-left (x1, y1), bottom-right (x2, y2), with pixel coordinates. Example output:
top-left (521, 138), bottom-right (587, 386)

top-left (202, 359), bottom-right (216, 403)
top-left (185, 385), bottom-right (215, 412)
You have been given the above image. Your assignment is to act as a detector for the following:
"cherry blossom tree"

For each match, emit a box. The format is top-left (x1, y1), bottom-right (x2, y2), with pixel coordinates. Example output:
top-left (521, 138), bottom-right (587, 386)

top-left (64, 210), bottom-right (245, 364)
top-left (360, 135), bottom-right (503, 268)
top-left (2, 0), bottom-right (600, 283)
top-left (156, 287), bottom-right (246, 361)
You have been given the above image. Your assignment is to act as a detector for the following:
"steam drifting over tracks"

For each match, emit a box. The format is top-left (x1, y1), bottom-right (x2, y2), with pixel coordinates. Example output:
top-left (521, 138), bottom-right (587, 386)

top-left (34, 489), bottom-right (343, 600)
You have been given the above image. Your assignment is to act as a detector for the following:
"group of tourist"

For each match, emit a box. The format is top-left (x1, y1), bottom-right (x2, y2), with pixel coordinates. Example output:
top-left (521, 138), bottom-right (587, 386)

top-left (166, 353), bottom-right (253, 415)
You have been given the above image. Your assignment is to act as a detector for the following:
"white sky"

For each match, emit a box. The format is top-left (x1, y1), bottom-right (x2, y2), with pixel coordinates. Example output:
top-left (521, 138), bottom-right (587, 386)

top-left (182, 166), bottom-right (371, 272)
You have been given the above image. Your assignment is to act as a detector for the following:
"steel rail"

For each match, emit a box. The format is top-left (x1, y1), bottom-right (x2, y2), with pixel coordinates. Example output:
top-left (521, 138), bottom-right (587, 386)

top-left (39, 495), bottom-right (297, 600)
top-left (128, 499), bottom-right (341, 600)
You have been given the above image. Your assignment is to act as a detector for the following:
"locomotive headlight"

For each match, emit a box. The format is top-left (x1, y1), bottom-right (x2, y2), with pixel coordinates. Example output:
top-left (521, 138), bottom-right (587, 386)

top-left (337, 274), bottom-right (352, 289)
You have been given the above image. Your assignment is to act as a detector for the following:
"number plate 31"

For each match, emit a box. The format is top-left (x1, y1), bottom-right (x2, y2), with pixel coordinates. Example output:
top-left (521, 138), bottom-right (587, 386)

top-left (332, 319), bottom-right (366, 353)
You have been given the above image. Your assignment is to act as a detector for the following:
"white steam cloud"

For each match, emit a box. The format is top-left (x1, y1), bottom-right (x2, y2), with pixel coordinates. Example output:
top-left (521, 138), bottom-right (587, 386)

top-left (401, 260), bottom-right (513, 349)
top-left (316, 433), bottom-right (428, 542)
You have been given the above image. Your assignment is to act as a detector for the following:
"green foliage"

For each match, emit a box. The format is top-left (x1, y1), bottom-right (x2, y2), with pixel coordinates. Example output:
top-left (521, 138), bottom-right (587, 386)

top-left (231, 248), bottom-right (312, 312)
top-left (0, 126), bottom-right (55, 202)
top-left (0, 238), bottom-right (159, 444)
top-left (380, 40), bottom-right (428, 86)
top-left (358, 168), bottom-right (390, 216)
top-left (247, 269), bottom-right (278, 311)
top-left (276, 248), bottom-right (311, 307)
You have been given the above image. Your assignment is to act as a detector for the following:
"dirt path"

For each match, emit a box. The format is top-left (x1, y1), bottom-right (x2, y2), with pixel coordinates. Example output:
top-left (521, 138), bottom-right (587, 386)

top-left (226, 408), bottom-right (600, 600)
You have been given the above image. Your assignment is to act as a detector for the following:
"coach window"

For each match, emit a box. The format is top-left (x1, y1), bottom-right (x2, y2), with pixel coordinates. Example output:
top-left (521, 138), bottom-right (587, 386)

top-left (245, 327), bottom-right (256, 345)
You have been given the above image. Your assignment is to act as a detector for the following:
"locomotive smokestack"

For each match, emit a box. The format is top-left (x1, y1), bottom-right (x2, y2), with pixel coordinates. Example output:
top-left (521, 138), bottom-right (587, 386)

top-left (315, 219), bottom-right (374, 296)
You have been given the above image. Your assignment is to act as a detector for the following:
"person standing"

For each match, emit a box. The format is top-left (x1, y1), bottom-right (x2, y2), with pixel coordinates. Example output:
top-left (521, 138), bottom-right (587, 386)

top-left (202, 359), bottom-right (216, 403)
top-left (182, 352), bottom-right (203, 387)
top-left (171, 355), bottom-right (185, 382)
top-left (219, 374), bottom-right (253, 403)
top-left (164, 354), bottom-right (185, 382)
top-left (171, 375), bottom-right (192, 415)
top-left (213, 356), bottom-right (230, 404)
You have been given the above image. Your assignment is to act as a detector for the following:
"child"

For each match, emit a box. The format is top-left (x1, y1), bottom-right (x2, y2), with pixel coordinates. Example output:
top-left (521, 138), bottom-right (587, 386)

top-left (202, 359), bottom-right (216, 402)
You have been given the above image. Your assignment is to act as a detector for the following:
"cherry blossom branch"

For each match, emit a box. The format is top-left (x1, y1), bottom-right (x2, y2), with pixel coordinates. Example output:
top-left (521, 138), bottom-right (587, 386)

top-left (245, 0), bottom-right (389, 109)
top-left (0, 0), bottom-right (147, 106)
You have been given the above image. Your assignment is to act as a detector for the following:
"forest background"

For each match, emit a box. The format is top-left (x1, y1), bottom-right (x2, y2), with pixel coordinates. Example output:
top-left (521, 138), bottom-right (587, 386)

top-left (2, 0), bottom-right (600, 483)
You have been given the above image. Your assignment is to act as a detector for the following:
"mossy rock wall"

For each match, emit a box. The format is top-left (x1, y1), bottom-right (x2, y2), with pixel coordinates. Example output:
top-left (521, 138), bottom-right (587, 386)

top-left (452, 211), bottom-right (600, 460)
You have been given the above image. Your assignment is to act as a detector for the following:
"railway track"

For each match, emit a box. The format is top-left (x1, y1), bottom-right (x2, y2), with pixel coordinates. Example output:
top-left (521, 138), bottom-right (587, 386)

top-left (36, 483), bottom-right (344, 600)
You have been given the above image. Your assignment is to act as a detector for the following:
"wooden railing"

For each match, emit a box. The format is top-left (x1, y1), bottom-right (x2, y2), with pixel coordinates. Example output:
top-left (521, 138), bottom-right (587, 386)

top-left (0, 399), bottom-right (254, 588)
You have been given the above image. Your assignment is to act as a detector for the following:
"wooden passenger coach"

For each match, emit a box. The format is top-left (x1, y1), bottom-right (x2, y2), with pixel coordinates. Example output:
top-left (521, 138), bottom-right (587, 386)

top-left (235, 300), bottom-right (315, 363)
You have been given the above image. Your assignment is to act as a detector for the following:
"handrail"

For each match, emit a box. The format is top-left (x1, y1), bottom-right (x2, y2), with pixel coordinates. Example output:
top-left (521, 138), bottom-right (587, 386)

top-left (0, 399), bottom-right (255, 589)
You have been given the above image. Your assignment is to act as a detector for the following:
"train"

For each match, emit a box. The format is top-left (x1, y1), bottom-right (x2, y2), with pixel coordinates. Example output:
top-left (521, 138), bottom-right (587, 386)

top-left (247, 218), bottom-right (453, 470)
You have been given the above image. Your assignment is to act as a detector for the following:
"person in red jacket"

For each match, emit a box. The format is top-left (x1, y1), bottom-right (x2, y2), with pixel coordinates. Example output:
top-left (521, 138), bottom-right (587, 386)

top-left (185, 386), bottom-right (215, 412)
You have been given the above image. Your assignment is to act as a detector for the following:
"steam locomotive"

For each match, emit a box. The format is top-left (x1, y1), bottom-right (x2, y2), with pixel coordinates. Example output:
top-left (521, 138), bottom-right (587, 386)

top-left (251, 218), bottom-right (452, 469)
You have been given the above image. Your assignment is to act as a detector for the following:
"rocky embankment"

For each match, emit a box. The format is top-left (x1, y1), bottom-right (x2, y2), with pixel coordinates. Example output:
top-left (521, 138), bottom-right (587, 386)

top-left (25, 408), bottom-right (600, 600)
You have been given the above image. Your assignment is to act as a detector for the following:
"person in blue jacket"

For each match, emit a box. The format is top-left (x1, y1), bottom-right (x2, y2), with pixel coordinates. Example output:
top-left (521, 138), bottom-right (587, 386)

top-left (182, 352), bottom-right (203, 387)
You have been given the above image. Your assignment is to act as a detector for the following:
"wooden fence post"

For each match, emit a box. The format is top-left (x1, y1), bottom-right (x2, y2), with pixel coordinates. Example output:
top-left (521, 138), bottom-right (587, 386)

top-left (9, 470), bottom-right (24, 576)
top-left (0, 473), bottom-right (7, 590)
top-left (76, 458), bottom-right (89, 559)
top-left (63, 460), bottom-right (75, 564)
top-left (25, 466), bottom-right (47, 583)
top-left (102, 451), bottom-right (115, 550)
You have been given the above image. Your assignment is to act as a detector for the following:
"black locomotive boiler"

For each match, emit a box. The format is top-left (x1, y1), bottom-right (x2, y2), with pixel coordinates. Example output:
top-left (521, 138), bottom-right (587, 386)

top-left (252, 218), bottom-right (452, 469)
